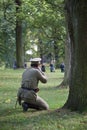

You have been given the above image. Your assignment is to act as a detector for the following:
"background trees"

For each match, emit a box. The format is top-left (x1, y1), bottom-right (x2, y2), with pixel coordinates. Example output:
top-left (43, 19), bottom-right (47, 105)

top-left (0, 0), bottom-right (65, 68)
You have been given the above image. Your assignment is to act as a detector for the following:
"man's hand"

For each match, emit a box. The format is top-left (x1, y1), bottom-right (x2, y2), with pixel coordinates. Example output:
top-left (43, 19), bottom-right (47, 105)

top-left (35, 88), bottom-right (39, 93)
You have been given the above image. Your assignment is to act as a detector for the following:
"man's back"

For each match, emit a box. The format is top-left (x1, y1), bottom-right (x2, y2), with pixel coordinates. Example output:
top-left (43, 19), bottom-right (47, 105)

top-left (21, 67), bottom-right (47, 89)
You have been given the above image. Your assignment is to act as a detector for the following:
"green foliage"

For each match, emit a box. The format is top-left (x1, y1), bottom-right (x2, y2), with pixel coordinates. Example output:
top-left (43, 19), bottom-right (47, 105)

top-left (0, 0), bottom-right (16, 67)
top-left (21, 0), bottom-right (66, 63)
top-left (0, 0), bottom-right (66, 67)
top-left (0, 44), bottom-right (6, 67)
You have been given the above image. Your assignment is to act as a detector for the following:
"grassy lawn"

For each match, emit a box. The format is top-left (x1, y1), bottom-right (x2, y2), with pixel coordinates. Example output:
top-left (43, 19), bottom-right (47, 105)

top-left (0, 68), bottom-right (87, 130)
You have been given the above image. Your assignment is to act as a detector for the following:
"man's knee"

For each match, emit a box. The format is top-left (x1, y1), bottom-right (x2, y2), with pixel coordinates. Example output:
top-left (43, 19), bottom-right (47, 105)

top-left (41, 104), bottom-right (49, 110)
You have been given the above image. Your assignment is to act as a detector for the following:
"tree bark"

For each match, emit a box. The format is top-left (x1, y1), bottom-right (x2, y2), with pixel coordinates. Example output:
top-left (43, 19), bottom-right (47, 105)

top-left (63, 0), bottom-right (87, 112)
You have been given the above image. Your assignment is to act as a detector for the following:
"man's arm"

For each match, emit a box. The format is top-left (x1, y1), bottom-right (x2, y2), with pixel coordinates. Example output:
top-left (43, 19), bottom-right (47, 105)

top-left (37, 69), bottom-right (47, 83)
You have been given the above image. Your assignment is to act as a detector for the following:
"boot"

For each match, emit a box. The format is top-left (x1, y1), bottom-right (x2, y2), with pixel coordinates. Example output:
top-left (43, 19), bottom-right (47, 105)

top-left (22, 102), bottom-right (29, 112)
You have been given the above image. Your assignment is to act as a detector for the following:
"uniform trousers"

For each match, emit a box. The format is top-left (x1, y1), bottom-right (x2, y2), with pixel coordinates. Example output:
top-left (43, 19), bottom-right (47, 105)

top-left (17, 87), bottom-right (49, 110)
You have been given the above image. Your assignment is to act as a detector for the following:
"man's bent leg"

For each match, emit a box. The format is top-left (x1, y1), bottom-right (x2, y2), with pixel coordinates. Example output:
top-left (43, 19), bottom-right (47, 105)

top-left (23, 96), bottom-right (49, 111)
top-left (29, 96), bottom-right (49, 110)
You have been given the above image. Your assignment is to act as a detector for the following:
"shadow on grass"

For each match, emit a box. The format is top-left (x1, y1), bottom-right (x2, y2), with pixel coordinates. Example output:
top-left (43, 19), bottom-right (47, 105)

top-left (0, 106), bottom-right (86, 130)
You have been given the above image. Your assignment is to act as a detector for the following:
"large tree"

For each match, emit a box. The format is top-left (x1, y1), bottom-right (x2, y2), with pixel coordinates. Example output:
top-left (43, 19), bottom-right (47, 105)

top-left (63, 0), bottom-right (87, 112)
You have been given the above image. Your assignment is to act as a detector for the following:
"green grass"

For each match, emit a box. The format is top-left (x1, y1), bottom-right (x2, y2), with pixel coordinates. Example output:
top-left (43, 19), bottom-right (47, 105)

top-left (0, 68), bottom-right (87, 130)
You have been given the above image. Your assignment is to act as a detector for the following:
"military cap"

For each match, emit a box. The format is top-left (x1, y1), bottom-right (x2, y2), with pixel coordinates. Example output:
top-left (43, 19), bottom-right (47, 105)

top-left (30, 58), bottom-right (41, 64)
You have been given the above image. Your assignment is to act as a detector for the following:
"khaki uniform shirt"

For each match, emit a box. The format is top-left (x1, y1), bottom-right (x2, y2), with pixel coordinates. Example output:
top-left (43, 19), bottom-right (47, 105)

top-left (21, 67), bottom-right (47, 89)
top-left (17, 67), bottom-right (47, 102)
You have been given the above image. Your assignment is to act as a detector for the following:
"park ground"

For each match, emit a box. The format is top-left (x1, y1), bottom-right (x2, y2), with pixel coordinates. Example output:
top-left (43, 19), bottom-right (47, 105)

top-left (0, 68), bottom-right (87, 130)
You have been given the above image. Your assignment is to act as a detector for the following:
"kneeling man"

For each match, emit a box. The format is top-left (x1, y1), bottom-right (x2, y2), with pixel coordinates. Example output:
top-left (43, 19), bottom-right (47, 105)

top-left (17, 58), bottom-right (49, 112)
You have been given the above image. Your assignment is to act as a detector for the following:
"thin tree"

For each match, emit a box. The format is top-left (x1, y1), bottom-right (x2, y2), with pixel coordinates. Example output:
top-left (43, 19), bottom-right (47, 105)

top-left (57, 2), bottom-right (71, 88)
top-left (58, 34), bottom-right (71, 88)
top-left (15, 0), bottom-right (24, 68)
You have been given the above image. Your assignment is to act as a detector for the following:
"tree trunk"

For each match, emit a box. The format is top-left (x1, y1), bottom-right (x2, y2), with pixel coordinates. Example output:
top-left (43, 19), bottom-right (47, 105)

top-left (15, 0), bottom-right (24, 68)
top-left (63, 0), bottom-right (87, 112)
top-left (64, 33), bottom-right (71, 86)
top-left (57, 10), bottom-right (71, 88)
top-left (54, 40), bottom-right (59, 68)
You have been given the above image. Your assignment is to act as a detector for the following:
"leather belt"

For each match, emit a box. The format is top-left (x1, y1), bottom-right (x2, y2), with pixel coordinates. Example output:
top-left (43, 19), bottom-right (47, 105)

top-left (21, 86), bottom-right (39, 93)
top-left (21, 86), bottom-right (34, 91)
